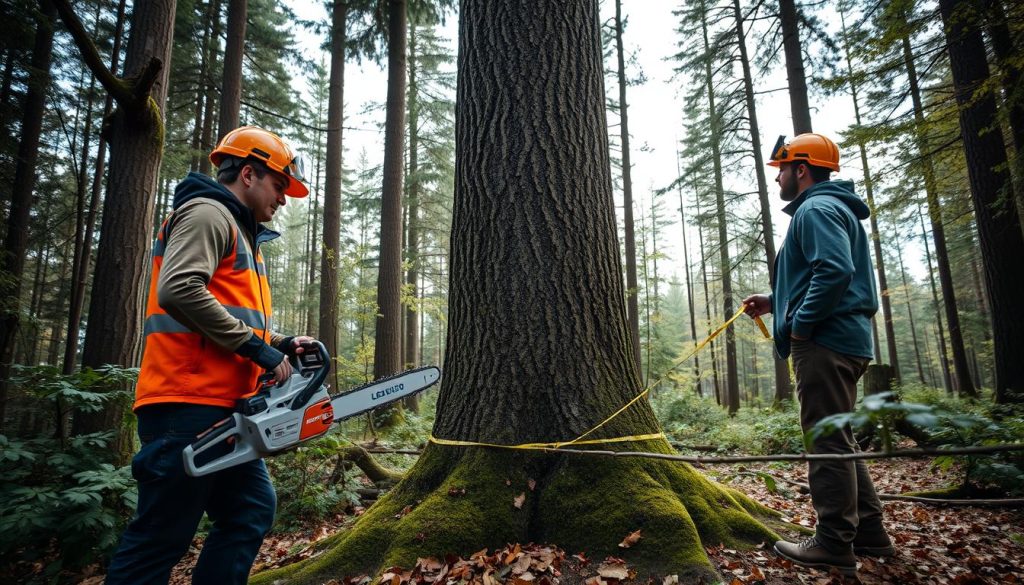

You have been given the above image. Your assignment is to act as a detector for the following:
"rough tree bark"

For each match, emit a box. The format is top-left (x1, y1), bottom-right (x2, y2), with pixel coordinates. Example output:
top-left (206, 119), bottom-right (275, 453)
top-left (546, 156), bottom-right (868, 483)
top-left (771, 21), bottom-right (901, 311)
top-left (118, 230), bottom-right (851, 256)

top-left (55, 0), bottom-right (177, 462)
top-left (778, 0), bottom-right (812, 133)
top-left (373, 0), bottom-right (407, 382)
top-left (939, 0), bottom-right (1024, 403)
top-left (614, 0), bottom-right (642, 374)
top-left (253, 2), bottom-right (778, 582)
top-left (320, 0), bottom-right (346, 366)
top-left (199, 0), bottom-right (222, 174)
top-left (218, 0), bottom-right (245, 138)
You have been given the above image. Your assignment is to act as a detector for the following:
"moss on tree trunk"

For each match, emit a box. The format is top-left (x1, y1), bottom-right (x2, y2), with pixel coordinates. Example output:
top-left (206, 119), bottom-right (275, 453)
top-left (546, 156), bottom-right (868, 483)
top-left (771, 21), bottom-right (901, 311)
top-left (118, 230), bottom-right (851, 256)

top-left (255, 1), bottom-right (781, 581)
top-left (254, 442), bottom-right (778, 583)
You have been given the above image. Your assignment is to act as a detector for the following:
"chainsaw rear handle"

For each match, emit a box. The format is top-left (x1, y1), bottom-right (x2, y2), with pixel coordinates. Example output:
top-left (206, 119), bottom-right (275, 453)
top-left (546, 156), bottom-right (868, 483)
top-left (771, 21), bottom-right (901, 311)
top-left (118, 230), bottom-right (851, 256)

top-left (288, 340), bottom-right (331, 411)
top-left (182, 413), bottom-right (259, 477)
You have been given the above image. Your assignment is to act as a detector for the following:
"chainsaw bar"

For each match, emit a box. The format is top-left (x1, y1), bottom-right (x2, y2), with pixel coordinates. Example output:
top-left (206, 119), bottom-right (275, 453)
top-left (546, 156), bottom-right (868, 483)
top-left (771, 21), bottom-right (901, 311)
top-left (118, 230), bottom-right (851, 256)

top-left (329, 366), bottom-right (441, 422)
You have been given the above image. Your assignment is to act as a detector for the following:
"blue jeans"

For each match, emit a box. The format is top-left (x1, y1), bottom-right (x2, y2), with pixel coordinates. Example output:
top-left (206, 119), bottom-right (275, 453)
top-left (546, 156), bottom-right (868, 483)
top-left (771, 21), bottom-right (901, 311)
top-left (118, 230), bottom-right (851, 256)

top-left (105, 404), bottom-right (276, 585)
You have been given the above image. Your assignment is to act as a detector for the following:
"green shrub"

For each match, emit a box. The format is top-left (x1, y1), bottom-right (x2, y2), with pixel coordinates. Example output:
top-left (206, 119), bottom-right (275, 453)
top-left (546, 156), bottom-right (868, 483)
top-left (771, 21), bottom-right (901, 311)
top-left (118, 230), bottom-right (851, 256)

top-left (0, 365), bottom-right (138, 580)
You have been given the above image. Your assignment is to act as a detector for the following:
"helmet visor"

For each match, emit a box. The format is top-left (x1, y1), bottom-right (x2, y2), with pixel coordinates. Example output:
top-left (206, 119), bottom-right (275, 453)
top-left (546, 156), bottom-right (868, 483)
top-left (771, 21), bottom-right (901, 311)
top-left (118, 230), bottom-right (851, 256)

top-left (285, 154), bottom-right (306, 184)
top-left (769, 135), bottom-right (788, 162)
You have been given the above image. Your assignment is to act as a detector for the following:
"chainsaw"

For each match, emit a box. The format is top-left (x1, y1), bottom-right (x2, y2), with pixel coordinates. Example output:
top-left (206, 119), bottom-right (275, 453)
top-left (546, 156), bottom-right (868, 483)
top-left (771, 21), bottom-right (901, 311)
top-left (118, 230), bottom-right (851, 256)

top-left (183, 341), bottom-right (440, 477)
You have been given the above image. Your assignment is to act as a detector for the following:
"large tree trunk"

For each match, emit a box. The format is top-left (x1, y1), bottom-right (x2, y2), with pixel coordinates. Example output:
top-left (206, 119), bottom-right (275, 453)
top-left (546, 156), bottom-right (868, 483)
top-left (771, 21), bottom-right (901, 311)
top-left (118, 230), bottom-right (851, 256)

top-left (218, 0), bottom-right (245, 138)
top-left (939, 0), bottom-right (1024, 403)
top-left (734, 0), bottom-right (791, 404)
top-left (373, 0), bottom-right (407, 381)
top-left (57, 0), bottom-right (177, 463)
top-left (614, 0), bottom-right (641, 374)
top-left (320, 0), bottom-right (346, 367)
top-left (902, 30), bottom-right (976, 397)
top-left (252, 1), bottom-right (777, 581)
top-left (0, 0), bottom-right (56, 430)
top-left (778, 0), bottom-right (812, 134)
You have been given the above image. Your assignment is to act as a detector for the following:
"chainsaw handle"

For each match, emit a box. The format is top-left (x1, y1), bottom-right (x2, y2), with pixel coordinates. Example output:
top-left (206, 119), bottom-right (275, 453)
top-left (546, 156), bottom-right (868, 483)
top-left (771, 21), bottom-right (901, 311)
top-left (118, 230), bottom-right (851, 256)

top-left (288, 341), bottom-right (331, 411)
top-left (182, 413), bottom-right (258, 477)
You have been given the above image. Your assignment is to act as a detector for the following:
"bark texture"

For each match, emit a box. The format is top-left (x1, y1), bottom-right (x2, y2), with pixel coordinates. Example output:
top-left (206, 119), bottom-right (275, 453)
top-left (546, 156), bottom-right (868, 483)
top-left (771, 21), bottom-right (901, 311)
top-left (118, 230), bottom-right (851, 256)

top-left (218, 0), bottom-right (246, 138)
top-left (320, 0), bottom-right (346, 361)
top-left (62, 0), bottom-right (177, 462)
top-left (778, 0), bottom-right (812, 134)
top-left (373, 0), bottom-right (407, 381)
top-left (939, 0), bottom-right (1024, 402)
top-left (252, 2), bottom-right (778, 581)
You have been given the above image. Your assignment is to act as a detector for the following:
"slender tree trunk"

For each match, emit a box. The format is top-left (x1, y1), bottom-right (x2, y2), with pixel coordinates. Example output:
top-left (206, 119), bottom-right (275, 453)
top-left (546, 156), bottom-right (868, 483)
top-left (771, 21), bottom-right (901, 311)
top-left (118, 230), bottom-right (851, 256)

top-left (0, 0), bottom-right (56, 429)
top-left (57, 0), bottom-right (177, 464)
top-left (320, 0), bottom-right (346, 371)
top-left (698, 1), bottom-right (739, 414)
top-left (919, 206), bottom-right (953, 395)
top-left (373, 0), bottom-right (407, 381)
top-left (894, 241), bottom-right (926, 385)
top-left (190, 1), bottom-right (212, 172)
top-left (614, 0), bottom-right (641, 373)
top-left (840, 12), bottom-right (899, 377)
top-left (199, 0), bottom-right (222, 173)
top-left (675, 159), bottom-right (701, 396)
top-left (63, 0), bottom-right (127, 375)
top-left (218, 0), bottom-right (246, 138)
top-left (778, 0), bottom-right (812, 133)
top-left (696, 197), bottom-right (720, 402)
top-left (403, 21), bottom-right (421, 414)
top-left (902, 31), bottom-right (976, 397)
top-left (734, 0), bottom-right (791, 403)
top-left (939, 0), bottom-right (1024, 403)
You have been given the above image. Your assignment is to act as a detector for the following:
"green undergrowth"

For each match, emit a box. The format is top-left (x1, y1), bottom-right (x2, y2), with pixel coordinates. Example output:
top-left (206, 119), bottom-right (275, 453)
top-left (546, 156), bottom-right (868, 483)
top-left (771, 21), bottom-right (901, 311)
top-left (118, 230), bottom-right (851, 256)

top-left (652, 392), bottom-right (804, 454)
top-left (253, 438), bottom-right (780, 584)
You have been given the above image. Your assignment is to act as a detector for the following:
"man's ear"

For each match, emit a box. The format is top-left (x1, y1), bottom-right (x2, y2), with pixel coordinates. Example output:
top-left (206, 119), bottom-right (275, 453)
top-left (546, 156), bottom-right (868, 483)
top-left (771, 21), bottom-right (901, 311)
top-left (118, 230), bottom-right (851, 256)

top-left (239, 164), bottom-right (253, 186)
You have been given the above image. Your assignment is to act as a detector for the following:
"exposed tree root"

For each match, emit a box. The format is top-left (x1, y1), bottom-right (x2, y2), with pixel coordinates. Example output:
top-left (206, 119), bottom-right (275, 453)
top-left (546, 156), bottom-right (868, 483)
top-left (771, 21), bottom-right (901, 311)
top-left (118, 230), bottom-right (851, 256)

top-left (253, 439), bottom-right (782, 584)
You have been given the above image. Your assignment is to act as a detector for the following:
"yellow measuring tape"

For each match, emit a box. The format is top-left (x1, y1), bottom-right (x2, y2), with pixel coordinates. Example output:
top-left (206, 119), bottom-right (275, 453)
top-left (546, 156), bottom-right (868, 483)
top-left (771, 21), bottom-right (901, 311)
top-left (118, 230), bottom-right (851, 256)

top-left (428, 306), bottom-right (772, 451)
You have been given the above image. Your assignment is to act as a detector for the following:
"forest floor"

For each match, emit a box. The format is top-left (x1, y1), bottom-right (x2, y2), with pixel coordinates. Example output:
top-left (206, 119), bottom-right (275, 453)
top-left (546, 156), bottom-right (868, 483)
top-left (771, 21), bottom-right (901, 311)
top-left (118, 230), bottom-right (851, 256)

top-left (72, 452), bottom-right (1019, 585)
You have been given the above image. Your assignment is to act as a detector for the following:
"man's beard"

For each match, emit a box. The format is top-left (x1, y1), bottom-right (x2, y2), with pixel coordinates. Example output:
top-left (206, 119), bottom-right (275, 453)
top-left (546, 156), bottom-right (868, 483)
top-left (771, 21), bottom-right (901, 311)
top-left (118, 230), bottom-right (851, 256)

top-left (780, 170), bottom-right (799, 201)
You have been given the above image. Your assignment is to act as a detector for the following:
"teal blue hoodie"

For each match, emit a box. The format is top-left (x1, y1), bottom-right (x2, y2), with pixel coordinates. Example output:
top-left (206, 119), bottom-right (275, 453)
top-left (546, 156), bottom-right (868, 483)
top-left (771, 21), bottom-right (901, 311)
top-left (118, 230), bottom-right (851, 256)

top-left (771, 179), bottom-right (878, 360)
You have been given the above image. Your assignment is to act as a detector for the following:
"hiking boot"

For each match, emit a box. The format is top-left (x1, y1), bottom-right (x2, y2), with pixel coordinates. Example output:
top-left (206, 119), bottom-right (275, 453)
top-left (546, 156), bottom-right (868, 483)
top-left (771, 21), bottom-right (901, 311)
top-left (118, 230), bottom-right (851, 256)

top-left (853, 530), bottom-right (896, 557)
top-left (774, 536), bottom-right (857, 576)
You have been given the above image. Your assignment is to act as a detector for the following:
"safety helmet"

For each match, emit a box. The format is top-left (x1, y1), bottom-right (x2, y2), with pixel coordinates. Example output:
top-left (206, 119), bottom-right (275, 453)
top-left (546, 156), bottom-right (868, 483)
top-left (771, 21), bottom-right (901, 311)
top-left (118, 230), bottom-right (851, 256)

top-left (767, 133), bottom-right (840, 172)
top-left (210, 126), bottom-right (309, 197)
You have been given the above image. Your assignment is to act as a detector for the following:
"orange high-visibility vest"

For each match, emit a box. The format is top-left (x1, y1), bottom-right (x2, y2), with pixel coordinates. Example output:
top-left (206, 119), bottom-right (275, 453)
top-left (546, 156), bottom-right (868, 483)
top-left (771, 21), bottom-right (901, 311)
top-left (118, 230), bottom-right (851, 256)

top-left (135, 211), bottom-right (273, 410)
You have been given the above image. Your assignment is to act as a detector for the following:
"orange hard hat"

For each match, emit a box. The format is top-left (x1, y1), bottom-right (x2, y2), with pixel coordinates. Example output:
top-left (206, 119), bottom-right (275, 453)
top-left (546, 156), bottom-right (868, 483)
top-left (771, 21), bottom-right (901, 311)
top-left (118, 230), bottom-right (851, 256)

top-left (767, 133), bottom-right (840, 172)
top-left (210, 126), bottom-right (309, 197)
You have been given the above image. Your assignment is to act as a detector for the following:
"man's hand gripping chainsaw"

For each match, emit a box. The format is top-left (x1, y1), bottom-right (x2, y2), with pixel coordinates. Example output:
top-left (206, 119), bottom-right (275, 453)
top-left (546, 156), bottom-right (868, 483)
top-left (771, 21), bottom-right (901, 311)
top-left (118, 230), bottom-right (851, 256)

top-left (183, 341), bottom-right (440, 477)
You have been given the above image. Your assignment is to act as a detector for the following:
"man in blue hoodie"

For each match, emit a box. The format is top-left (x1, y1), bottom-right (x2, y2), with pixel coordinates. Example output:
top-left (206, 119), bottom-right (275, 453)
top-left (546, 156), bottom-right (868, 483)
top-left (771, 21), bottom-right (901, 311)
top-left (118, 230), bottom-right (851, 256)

top-left (105, 127), bottom-right (317, 584)
top-left (743, 133), bottom-right (894, 577)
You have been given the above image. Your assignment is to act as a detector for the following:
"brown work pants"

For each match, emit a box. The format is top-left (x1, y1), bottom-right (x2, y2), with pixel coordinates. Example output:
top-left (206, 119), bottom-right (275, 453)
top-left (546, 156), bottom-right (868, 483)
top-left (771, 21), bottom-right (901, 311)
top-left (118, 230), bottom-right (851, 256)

top-left (792, 339), bottom-right (885, 553)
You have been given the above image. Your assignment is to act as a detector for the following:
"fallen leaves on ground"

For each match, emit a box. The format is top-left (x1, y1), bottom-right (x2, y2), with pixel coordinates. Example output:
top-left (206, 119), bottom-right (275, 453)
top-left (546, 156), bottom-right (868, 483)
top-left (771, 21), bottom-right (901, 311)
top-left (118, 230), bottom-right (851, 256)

top-left (69, 453), bottom-right (1023, 585)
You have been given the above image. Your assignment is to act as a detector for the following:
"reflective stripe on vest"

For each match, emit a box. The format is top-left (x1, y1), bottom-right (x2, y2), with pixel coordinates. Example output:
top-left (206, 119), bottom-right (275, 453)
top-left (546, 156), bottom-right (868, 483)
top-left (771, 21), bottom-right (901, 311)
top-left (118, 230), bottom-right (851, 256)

top-left (135, 213), bottom-right (273, 410)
